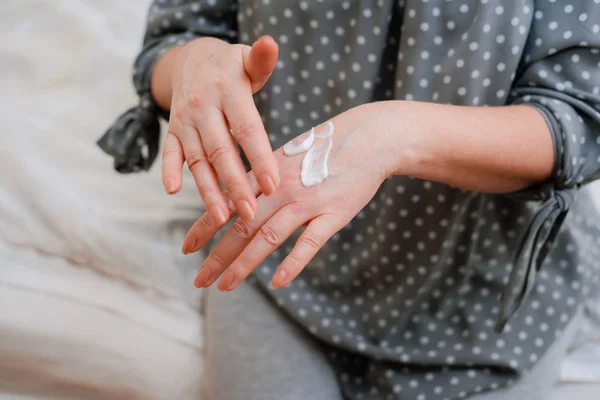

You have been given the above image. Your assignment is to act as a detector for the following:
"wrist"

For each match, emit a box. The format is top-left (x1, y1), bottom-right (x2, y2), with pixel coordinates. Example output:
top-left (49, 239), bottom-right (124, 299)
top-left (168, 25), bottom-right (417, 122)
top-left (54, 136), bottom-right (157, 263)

top-left (356, 101), bottom-right (438, 179)
top-left (370, 101), bottom-right (554, 193)
top-left (151, 44), bottom-right (186, 110)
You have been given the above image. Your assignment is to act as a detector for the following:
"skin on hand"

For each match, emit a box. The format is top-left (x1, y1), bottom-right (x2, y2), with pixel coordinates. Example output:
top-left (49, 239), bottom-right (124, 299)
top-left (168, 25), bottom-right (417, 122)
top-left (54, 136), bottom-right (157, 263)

top-left (183, 100), bottom-right (554, 291)
top-left (154, 35), bottom-right (281, 224)
top-left (184, 104), bottom-right (399, 290)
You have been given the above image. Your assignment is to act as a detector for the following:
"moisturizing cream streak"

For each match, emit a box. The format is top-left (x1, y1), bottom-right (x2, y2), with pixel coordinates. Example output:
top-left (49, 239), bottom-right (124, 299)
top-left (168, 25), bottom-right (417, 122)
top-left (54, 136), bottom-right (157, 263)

top-left (283, 122), bottom-right (335, 188)
top-left (314, 121), bottom-right (334, 139)
top-left (301, 137), bottom-right (333, 187)
top-left (283, 127), bottom-right (315, 156)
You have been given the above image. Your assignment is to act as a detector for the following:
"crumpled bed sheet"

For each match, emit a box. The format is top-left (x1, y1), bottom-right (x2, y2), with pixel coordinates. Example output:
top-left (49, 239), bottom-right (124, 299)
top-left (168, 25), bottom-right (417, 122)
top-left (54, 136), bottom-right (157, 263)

top-left (1, 0), bottom-right (206, 398)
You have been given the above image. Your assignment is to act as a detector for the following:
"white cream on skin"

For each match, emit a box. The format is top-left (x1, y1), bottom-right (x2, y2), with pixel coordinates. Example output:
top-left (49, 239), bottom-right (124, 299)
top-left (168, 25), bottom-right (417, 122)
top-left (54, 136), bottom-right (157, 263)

top-left (301, 135), bottom-right (333, 187)
top-left (314, 121), bottom-right (334, 139)
top-left (283, 127), bottom-right (315, 155)
top-left (283, 122), bottom-right (335, 188)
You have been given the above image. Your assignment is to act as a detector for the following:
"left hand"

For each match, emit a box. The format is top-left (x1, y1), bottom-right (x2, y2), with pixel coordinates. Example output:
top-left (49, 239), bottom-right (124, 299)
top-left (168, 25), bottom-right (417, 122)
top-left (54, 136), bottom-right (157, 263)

top-left (183, 103), bottom-right (409, 291)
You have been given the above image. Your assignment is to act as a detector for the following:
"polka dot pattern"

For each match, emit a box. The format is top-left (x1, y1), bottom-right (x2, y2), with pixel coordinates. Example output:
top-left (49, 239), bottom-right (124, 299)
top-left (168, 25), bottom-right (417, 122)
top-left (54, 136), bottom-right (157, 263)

top-left (125, 1), bottom-right (600, 399)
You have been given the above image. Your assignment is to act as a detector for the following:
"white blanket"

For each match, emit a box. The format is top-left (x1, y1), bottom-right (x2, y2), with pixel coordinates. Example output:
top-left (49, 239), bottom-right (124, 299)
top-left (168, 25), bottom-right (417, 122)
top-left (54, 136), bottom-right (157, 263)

top-left (0, 0), bottom-right (203, 304)
top-left (0, 1), bottom-right (206, 398)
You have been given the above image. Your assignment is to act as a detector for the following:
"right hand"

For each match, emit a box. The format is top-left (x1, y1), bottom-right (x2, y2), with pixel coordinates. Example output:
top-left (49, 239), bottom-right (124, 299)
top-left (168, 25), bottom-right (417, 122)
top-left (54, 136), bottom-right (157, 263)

top-left (162, 36), bottom-right (280, 225)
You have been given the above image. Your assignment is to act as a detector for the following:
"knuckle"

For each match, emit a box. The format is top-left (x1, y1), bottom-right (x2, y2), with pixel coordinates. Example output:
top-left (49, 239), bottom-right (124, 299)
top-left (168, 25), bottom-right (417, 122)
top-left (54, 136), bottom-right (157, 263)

top-left (208, 251), bottom-right (225, 268)
top-left (231, 218), bottom-right (253, 239)
top-left (287, 202), bottom-right (304, 217)
top-left (186, 151), bottom-right (208, 170)
top-left (185, 92), bottom-right (205, 109)
top-left (173, 109), bottom-right (188, 122)
top-left (247, 152), bottom-right (271, 171)
top-left (162, 145), bottom-right (180, 159)
top-left (206, 144), bottom-right (230, 164)
top-left (232, 121), bottom-right (260, 142)
top-left (300, 232), bottom-right (321, 250)
top-left (285, 253), bottom-right (303, 270)
top-left (280, 171), bottom-right (299, 187)
top-left (198, 215), bottom-right (213, 230)
top-left (258, 225), bottom-right (281, 246)
top-left (279, 183), bottom-right (307, 204)
top-left (212, 73), bottom-right (229, 92)
top-left (225, 181), bottom-right (247, 200)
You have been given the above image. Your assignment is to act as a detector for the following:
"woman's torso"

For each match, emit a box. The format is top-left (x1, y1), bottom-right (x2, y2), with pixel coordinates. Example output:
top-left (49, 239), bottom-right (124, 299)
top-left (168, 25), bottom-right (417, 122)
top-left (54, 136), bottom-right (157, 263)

top-left (218, 1), bottom-right (600, 398)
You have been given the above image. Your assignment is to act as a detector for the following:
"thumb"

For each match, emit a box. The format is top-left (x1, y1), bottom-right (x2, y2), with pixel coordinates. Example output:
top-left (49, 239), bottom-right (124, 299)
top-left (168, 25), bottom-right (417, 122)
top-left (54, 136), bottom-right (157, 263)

top-left (243, 35), bottom-right (279, 93)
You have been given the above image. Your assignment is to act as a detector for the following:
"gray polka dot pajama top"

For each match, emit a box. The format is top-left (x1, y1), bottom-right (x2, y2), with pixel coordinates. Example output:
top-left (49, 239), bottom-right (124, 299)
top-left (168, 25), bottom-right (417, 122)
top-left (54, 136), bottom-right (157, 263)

top-left (99, 1), bottom-right (600, 399)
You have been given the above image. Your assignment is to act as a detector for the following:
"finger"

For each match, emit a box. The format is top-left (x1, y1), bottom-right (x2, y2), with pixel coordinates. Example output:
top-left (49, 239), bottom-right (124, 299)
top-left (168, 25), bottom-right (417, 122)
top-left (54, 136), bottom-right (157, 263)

top-left (162, 130), bottom-right (184, 194)
top-left (182, 170), bottom-right (261, 255)
top-left (223, 89), bottom-right (279, 196)
top-left (193, 192), bottom-right (280, 288)
top-left (193, 107), bottom-right (257, 222)
top-left (217, 203), bottom-right (306, 291)
top-left (243, 36), bottom-right (279, 92)
top-left (271, 214), bottom-right (344, 289)
top-left (175, 116), bottom-right (229, 225)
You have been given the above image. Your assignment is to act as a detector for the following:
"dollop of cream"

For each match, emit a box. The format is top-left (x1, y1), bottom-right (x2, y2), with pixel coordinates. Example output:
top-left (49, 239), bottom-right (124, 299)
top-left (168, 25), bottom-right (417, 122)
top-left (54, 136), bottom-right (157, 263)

top-left (301, 137), bottom-right (333, 187)
top-left (283, 122), bottom-right (335, 188)
top-left (314, 121), bottom-right (334, 139)
top-left (283, 127), bottom-right (315, 156)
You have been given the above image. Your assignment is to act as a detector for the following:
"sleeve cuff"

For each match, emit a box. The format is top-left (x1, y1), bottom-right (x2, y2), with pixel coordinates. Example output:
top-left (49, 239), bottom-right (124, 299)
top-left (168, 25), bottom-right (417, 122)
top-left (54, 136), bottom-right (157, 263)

top-left (97, 33), bottom-right (198, 173)
top-left (495, 97), bottom-right (577, 332)
top-left (503, 100), bottom-right (566, 202)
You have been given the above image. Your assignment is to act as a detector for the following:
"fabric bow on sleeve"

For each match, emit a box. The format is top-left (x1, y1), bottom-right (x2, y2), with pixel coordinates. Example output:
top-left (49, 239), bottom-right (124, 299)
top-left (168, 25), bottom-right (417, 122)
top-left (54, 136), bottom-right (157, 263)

top-left (496, 185), bottom-right (575, 332)
top-left (97, 94), bottom-right (161, 173)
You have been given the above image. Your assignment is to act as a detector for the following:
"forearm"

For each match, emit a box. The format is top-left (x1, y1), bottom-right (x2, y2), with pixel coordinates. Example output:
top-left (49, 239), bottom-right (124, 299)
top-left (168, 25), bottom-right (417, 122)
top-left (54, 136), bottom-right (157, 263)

top-left (375, 101), bottom-right (555, 194)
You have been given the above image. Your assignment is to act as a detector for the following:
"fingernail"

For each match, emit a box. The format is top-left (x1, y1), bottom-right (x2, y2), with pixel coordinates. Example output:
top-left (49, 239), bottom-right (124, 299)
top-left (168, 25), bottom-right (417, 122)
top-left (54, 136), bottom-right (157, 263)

top-left (212, 205), bottom-right (228, 225)
top-left (219, 270), bottom-right (237, 291)
top-left (262, 174), bottom-right (277, 196)
top-left (238, 200), bottom-right (255, 221)
top-left (166, 178), bottom-right (176, 194)
top-left (271, 269), bottom-right (287, 289)
top-left (194, 266), bottom-right (212, 288)
top-left (182, 234), bottom-right (197, 254)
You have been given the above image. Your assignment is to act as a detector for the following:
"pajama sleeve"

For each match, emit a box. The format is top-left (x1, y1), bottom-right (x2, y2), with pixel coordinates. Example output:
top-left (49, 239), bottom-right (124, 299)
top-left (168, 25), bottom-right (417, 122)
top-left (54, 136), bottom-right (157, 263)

top-left (97, 0), bottom-right (237, 173)
top-left (497, 4), bottom-right (600, 331)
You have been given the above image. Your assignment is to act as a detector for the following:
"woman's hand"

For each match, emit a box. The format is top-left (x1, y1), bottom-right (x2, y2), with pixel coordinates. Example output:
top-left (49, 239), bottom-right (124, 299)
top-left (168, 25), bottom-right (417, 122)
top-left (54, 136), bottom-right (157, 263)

top-left (158, 36), bottom-right (280, 223)
top-left (181, 98), bottom-right (556, 291)
top-left (183, 103), bottom-right (406, 291)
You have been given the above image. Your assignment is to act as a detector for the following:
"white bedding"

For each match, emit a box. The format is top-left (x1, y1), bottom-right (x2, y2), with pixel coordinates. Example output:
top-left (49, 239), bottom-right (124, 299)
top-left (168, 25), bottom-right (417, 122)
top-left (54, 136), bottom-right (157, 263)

top-left (0, 0), bottom-right (598, 399)
top-left (1, 0), bottom-right (206, 398)
top-left (0, 0), bottom-right (203, 304)
top-left (0, 241), bottom-right (204, 400)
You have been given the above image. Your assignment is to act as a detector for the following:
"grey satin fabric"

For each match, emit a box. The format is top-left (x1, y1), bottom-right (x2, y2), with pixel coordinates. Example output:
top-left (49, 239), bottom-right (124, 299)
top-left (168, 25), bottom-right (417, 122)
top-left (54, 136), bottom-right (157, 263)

top-left (100, 1), bottom-right (600, 399)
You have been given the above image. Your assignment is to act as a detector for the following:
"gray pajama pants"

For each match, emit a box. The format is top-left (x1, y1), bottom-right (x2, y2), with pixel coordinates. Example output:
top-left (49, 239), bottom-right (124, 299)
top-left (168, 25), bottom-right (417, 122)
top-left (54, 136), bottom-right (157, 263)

top-left (204, 283), bottom-right (581, 400)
